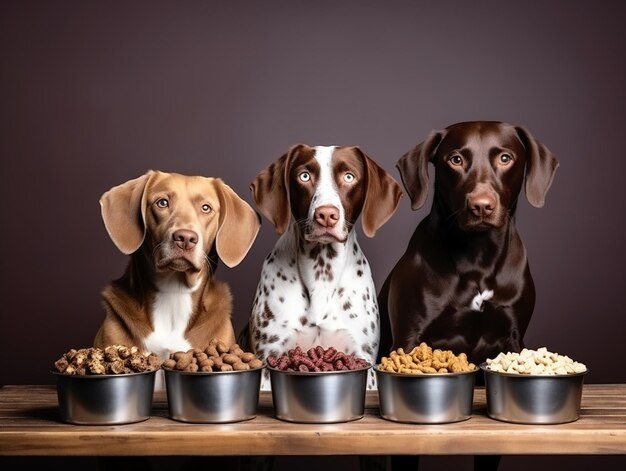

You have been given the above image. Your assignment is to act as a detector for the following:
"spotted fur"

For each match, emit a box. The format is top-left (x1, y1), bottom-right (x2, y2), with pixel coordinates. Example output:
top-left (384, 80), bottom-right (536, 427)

top-left (239, 145), bottom-right (403, 390)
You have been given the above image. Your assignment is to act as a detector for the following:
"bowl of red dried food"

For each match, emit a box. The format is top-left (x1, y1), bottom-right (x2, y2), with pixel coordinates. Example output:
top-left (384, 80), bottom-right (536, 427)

top-left (51, 345), bottom-right (161, 425)
top-left (267, 345), bottom-right (370, 423)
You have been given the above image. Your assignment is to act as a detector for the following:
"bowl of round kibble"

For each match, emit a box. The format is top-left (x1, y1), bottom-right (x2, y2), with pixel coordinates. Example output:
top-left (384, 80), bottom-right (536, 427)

top-left (480, 347), bottom-right (588, 424)
top-left (51, 345), bottom-right (161, 425)
top-left (267, 345), bottom-right (371, 423)
top-left (161, 339), bottom-right (263, 423)
top-left (374, 343), bottom-right (478, 424)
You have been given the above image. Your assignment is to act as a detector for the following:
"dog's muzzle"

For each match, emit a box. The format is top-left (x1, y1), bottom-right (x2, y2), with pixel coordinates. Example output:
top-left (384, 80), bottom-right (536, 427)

top-left (462, 187), bottom-right (505, 230)
top-left (155, 229), bottom-right (204, 272)
top-left (304, 204), bottom-right (349, 243)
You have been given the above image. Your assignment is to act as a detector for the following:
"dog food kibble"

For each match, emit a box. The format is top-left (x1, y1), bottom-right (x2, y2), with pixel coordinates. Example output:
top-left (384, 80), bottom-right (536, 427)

top-left (162, 339), bottom-right (263, 372)
top-left (485, 347), bottom-right (587, 375)
top-left (267, 346), bottom-right (369, 372)
top-left (53, 345), bottom-right (162, 375)
top-left (378, 342), bottom-right (476, 374)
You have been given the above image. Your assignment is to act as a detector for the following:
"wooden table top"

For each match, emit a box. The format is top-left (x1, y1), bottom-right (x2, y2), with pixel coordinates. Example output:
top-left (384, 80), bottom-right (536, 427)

top-left (1, 384), bottom-right (625, 456)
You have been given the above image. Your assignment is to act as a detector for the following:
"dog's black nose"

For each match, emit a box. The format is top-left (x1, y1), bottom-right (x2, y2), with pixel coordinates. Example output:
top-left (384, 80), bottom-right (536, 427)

top-left (173, 229), bottom-right (198, 250)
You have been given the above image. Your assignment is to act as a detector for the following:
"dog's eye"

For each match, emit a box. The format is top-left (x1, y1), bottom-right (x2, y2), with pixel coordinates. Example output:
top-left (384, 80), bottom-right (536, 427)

top-left (343, 172), bottom-right (355, 183)
top-left (299, 172), bottom-right (311, 182)
top-left (201, 203), bottom-right (212, 213)
top-left (499, 153), bottom-right (513, 165)
top-left (156, 198), bottom-right (169, 208)
top-left (449, 155), bottom-right (463, 166)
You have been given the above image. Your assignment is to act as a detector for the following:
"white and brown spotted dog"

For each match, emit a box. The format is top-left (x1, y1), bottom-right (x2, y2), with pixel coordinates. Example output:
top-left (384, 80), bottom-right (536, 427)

top-left (95, 170), bottom-right (260, 387)
top-left (238, 145), bottom-right (403, 389)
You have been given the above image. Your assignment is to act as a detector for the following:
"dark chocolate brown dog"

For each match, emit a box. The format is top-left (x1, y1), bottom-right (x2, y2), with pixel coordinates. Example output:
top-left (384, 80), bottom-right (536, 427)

top-left (377, 121), bottom-right (558, 470)
top-left (379, 121), bottom-right (558, 366)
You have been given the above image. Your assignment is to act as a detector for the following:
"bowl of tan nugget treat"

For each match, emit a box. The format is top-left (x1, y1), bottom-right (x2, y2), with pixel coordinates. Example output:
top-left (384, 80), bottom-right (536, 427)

top-left (267, 345), bottom-right (371, 423)
top-left (161, 339), bottom-right (263, 423)
top-left (51, 345), bottom-right (162, 425)
top-left (480, 347), bottom-right (588, 424)
top-left (375, 342), bottom-right (478, 424)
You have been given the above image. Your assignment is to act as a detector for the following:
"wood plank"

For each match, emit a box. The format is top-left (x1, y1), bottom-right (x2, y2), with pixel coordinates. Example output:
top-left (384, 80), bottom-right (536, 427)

top-left (1, 384), bottom-right (625, 456)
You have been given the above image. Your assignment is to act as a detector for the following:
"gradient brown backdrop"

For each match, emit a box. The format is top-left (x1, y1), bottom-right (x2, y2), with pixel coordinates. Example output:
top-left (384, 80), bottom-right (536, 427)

top-left (1, 1), bottom-right (625, 470)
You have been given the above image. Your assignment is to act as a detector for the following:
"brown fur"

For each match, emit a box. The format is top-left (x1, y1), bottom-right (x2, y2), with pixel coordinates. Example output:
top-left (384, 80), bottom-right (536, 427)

top-left (379, 122), bottom-right (559, 367)
top-left (94, 170), bottom-right (261, 357)
top-left (378, 121), bottom-right (558, 471)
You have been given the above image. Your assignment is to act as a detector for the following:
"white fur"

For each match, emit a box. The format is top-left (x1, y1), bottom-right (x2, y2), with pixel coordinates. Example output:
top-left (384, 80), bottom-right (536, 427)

top-left (310, 146), bottom-right (344, 216)
top-left (471, 289), bottom-right (494, 311)
top-left (145, 276), bottom-right (200, 390)
top-left (144, 276), bottom-right (200, 361)
top-left (250, 146), bottom-right (379, 390)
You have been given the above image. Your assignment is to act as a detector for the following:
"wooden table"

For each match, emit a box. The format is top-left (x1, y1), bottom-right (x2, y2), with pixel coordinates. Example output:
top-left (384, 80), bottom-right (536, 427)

top-left (1, 384), bottom-right (625, 457)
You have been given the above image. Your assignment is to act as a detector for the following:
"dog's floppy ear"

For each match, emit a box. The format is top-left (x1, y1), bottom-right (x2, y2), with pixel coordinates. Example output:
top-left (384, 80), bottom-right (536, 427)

top-left (515, 126), bottom-right (559, 208)
top-left (356, 148), bottom-right (403, 238)
top-left (99, 170), bottom-right (157, 254)
top-left (214, 179), bottom-right (262, 268)
top-left (396, 130), bottom-right (443, 210)
top-left (250, 144), bottom-right (304, 235)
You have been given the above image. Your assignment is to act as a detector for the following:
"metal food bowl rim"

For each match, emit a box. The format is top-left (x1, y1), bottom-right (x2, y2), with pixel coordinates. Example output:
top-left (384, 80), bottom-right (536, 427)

top-left (479, 362), bottom-right (589, 378)
top-left (50, 369), bottom-right (158, 380)
top-left (267, 364), bottom-right (371, 377)
top-left (373, 365), bottom-right (479, 378)
top-left (161, 365), bottom-right (264, 376)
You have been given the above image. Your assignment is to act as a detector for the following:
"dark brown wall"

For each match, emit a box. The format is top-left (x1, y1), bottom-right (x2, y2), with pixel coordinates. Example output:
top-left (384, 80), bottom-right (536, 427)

top-left (1, 1), bottom-right (625, 469)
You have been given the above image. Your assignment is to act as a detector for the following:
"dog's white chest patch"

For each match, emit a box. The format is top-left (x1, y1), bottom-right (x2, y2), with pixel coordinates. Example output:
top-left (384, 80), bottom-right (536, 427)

top-left (144, 278), bottom-right (198, 360)
top-left (471, 289), bottom-right (494, 311)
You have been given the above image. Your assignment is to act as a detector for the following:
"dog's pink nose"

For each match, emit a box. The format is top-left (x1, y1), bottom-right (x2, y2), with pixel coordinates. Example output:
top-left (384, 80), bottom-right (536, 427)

top-left (314, 205), bottom-right (340, 228)
top-left (468, 194), bottom-right (496, 217)
top-left (173, 229), bottom-right (198, 250)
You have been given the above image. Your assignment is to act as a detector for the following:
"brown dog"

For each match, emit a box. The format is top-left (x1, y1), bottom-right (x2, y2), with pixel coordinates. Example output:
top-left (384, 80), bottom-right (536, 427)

top-left (379, 121), bottom-right (559, 367)
top-left (94, 170), bottom-right (261, 365)
top-left (377, 121), bottom-right (558, 471)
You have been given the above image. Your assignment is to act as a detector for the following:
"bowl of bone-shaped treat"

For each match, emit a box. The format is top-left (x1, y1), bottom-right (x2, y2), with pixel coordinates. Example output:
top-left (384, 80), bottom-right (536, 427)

top-left (161, 339), bottom-right (263, 423)
top-left (480, 347), bottom-right (588, 424)
top-left (51, 345), bottom-right (162, 425)
top-left (267, 345), bottom-right (371, 423)
top-left (375, 342), bottom-right (478, 424)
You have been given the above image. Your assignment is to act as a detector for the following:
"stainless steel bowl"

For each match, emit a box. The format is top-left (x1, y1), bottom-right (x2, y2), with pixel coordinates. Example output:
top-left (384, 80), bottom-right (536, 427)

top-left (163, 366), bottom-right (262, 423)
top-left (52, 370), bottom-right (156, 425)
top-left (480, 363), bottom-right (587, 424)
top-left (375, 367), bottom-right (477, 423)
top-left (269, 365), bottom-right (369, 423)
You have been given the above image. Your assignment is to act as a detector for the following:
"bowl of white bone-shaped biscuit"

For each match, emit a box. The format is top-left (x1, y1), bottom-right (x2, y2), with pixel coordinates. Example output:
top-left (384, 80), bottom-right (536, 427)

top-left (480, 347), bottom-right (588, 424)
